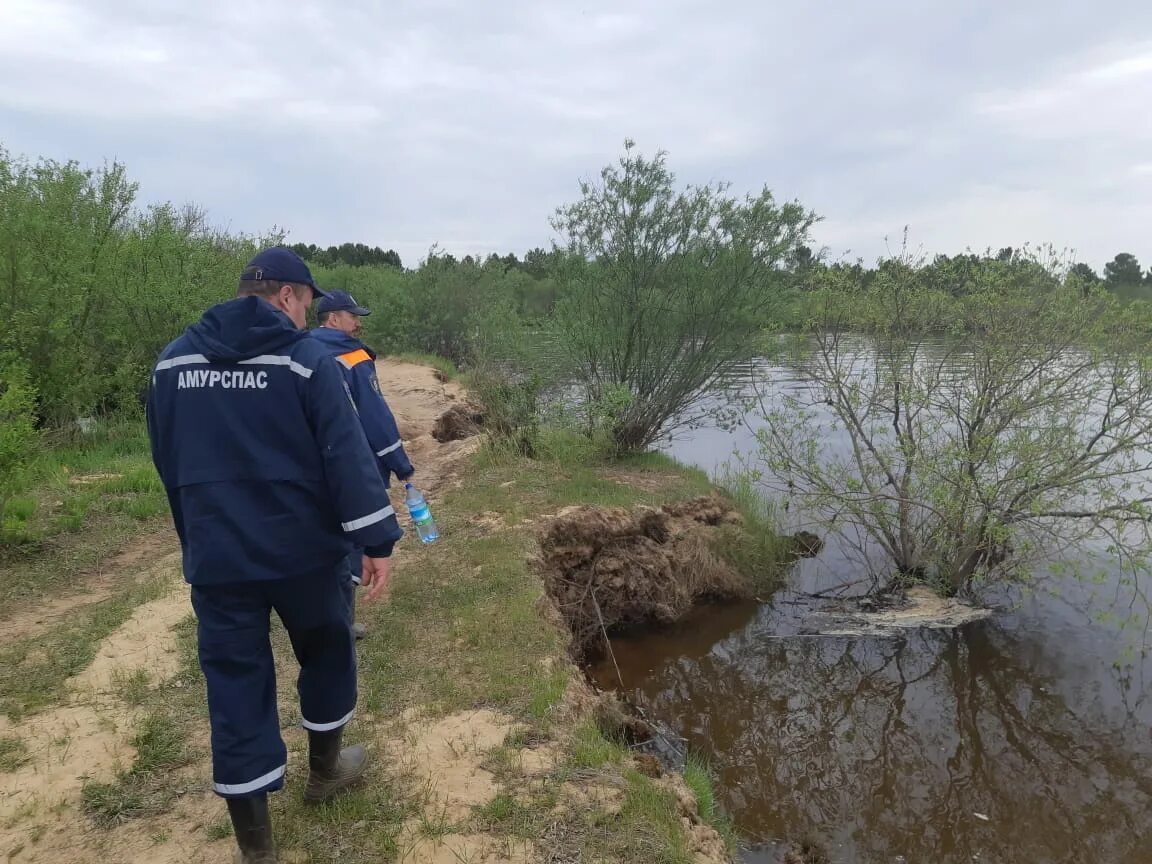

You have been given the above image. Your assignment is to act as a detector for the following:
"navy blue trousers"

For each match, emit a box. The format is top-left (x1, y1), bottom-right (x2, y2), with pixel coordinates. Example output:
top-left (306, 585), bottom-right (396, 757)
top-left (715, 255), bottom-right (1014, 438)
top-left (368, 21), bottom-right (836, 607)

top-left (190, 564), bottom-right (356, 799)
top-left (348, 549), bottom-right (363, 586)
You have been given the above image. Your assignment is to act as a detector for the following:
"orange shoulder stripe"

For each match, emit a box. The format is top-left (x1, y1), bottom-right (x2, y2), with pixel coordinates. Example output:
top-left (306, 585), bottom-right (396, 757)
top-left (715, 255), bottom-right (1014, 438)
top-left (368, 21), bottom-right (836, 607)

top-left (336, 349), bottom-right (372, 368)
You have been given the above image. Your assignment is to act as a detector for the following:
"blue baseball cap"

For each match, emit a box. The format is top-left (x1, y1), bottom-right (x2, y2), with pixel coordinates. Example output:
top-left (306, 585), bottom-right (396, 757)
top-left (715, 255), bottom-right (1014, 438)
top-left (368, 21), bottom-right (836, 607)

top-left (316, 290), bottom-right (371, 317)
top-left (239, 247), bottom-right (329, 299)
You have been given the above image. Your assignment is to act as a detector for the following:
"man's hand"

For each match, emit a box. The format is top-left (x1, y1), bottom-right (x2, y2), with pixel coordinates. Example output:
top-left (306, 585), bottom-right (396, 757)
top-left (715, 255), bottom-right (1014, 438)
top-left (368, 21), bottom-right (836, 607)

top-left (360, 555), bottom-right (393, 602)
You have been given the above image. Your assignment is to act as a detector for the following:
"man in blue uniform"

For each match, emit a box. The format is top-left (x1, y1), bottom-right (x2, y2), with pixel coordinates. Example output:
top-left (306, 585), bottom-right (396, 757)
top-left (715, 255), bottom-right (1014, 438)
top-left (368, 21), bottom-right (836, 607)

top-left (146, 247), bottom-right (402, 863)
top-left (310, 290), bottom-right (414, 639)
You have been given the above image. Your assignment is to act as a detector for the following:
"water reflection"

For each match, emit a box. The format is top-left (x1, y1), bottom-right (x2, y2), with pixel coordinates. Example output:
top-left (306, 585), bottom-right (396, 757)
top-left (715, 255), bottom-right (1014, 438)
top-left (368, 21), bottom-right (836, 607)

top-left (595, 338), bottom-right (1152, 861)
top-left (591, 597), bottom-right (1152, 863)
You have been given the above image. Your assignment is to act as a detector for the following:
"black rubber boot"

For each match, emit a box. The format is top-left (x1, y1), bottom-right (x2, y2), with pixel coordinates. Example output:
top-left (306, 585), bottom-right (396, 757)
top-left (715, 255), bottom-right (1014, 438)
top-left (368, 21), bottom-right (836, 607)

top-left (226, 795), bottom-right (277, 863)
top-left (303, 727), bottom-right (369, 804)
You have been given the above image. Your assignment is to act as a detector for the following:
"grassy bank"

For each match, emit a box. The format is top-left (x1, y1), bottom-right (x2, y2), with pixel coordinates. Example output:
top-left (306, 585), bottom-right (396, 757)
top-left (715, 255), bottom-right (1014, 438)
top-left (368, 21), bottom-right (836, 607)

top-left (384, 352), bottom-right (460, 380)
top-left (0, 415), bottom-right (176, 721)
top-left (0, 415), bottom-right (169, 605)
top-left (257, 435), bottom-right (735, 862)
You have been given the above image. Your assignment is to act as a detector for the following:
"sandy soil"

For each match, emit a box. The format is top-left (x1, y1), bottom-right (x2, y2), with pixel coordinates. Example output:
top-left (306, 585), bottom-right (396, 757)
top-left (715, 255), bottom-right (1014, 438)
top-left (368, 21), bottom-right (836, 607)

top-left (0, 530), bottom-right (174, 649)
top-left (375, 360), bottom-right (481, 498)
top-left (386, 708), bottom-right (538, 864)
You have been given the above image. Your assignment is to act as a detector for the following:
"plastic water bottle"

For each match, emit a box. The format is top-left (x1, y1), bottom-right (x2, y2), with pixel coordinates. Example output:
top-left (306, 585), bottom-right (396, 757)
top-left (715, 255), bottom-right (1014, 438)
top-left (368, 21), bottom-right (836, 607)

top-left (404, 482), bottom-right (439, 544)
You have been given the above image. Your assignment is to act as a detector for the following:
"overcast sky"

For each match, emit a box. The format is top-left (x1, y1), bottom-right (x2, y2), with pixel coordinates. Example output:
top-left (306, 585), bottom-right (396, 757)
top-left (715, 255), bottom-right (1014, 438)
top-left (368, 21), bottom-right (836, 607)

top-left (2, 0), bottom-right (1150, 270)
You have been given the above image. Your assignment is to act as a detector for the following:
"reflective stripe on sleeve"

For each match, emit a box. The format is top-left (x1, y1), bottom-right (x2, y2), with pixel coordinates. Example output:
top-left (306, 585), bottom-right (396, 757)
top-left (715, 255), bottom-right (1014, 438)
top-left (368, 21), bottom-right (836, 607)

top-left (376, 441), bottom-right (403, 456)
top-left (341, 505), bottom-right (395, 532)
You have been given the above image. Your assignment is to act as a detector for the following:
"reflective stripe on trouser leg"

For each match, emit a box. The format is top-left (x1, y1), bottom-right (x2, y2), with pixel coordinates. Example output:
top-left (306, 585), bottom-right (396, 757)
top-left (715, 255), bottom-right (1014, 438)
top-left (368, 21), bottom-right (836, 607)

top-left (268, 567), bottom-right (357, 734)
top-left (191, 584), bottom-right (288, 799)
top-left (348, 549), bottom-right (363, 586)
top-left (347, 550), bottom-right (360, 632)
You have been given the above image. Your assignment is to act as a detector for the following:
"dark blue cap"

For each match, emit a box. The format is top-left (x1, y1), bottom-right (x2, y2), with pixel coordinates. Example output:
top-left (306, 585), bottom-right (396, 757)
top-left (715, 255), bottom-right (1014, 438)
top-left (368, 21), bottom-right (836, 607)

top-left (240, 247), bottom-right (329, 299)
top-left (317, 290), bottom-right (371, 317)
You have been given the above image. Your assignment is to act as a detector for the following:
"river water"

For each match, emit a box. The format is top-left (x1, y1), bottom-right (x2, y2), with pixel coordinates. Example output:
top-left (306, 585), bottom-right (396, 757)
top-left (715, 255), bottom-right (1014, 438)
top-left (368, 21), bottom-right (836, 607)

top-left (586, 340), bottom-right (1152, 864)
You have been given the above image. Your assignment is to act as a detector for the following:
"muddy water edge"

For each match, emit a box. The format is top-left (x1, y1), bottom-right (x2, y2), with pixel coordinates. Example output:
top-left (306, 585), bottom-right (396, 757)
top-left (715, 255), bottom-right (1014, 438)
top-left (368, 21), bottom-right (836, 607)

top-left (586, 345), bottom-right (1152, 864)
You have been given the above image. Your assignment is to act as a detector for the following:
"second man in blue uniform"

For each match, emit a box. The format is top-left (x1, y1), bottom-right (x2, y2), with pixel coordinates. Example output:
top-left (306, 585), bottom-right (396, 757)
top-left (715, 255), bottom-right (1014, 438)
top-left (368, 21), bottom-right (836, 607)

top-left (311, 290), bottom-right (415, 639)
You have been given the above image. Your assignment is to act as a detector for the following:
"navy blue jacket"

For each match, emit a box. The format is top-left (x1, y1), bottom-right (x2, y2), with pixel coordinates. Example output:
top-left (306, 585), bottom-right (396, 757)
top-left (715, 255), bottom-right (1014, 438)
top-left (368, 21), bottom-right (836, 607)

top-left (309, 327), bottom-right (414, 487)
top-left (146, 296), bottom-right (403, 586)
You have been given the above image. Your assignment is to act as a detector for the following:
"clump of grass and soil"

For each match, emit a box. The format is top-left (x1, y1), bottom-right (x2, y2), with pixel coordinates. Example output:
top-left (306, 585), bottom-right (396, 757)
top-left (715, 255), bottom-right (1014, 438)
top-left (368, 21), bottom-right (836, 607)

top-left (431, 400), bottom-right (487, 443)
top-left (537, 485), bottom-right (821, 662)
top-left (537, 493), bottom-right (751, 660)
top-left (81, 711), bottom-right (192, 826)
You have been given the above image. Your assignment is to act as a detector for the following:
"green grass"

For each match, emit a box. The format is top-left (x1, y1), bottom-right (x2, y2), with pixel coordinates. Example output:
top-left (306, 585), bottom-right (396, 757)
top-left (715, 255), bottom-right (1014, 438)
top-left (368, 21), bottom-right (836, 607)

top-left (82, 619), bottom-right (208, 830)
top-left (528, 668), bottom-right (569, 720)
top-left (111, 667), bottom-right (152, 706)
top-left (539, 721), bottom-right (702, 864)
top-left (609, 768), bottom-right (695, 863)
top-left (470, 718), bottom-right (713, 863)
top-left (0, 574), bottom-right (170, 720)
top-left (712, 467), bottom-right (791, 592)
top-left (130, 712), bottom-right (187, 775)
top-left (0, 735), bottom-right (28, 772)
top-left (81, 709), bottom-right (192, 827)
top-left (684, 753), bottom-right (739, 854)
top-left (354, 528), bottom-right (562, 716)
top-left (387, 352), bottom-right (458, 379)
top-left (469, 791), bottom-right (547, 839)
top-left (0, 414), bottom-right (169, 611)
top-left (204, 818), bottom-right (233, 841)
top-left (267, 771), bottom-right (411, 861)
top-left (568, 719), bottom-right (627, 769)
top-left (81, 777), bottom-right (156, 827)
top-left (617, 449), bottom-right (711, 479)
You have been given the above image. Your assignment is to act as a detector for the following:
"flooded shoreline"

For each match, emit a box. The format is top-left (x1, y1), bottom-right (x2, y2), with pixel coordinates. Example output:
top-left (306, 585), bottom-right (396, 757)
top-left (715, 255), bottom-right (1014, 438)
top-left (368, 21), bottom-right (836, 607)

top-left (582, 342), bottom-right (1152, 863)
top-left (587, 587), bottom-right (1152, 863)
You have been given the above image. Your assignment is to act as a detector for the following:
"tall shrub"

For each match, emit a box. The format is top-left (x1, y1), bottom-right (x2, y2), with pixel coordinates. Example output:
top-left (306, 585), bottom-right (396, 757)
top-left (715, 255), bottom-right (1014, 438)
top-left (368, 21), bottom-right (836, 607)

top-left (551, 140), bottom-right (817, 451)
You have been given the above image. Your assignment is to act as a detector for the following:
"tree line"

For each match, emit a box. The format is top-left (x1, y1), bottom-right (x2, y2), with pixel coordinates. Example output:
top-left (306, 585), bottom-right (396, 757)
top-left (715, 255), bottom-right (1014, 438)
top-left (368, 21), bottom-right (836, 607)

top-left (3, 138), bottom-right (1152, 606)
top-left (2, 141), bottom-right (1149, 434)
top-left (289, 242), bottom-right (401, 270)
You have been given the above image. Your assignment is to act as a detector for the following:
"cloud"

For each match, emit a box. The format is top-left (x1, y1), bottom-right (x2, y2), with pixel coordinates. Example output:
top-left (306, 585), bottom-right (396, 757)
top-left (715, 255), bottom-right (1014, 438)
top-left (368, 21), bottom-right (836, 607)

top-left (974, 41), bottom-right (1152, 141)
top-left (0, 0), bottom-right (1150, 270)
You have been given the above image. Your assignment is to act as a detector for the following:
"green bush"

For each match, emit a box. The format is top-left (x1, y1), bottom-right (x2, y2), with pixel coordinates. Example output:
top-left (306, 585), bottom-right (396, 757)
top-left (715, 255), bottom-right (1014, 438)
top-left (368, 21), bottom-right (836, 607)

top-left (467, 364), bottom-right (543, 457)
top-left (0, 147), bottom-right (272, 425)
top-left (550, 140), bottom-right (817, 452)
top-left (0, 363), bottom-right (38, 537)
